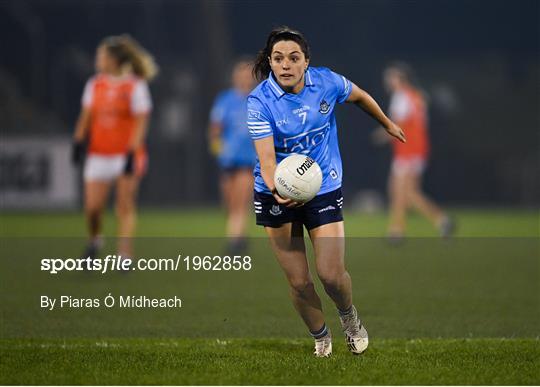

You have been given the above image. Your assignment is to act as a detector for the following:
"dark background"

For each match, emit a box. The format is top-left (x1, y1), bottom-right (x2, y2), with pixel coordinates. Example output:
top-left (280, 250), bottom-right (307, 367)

top-left (1, 0), bottom-right (538, 206)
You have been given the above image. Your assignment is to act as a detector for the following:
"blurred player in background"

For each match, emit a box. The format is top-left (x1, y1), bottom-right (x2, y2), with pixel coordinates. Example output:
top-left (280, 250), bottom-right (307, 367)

top-left (249, 27), bottom-right (405, 357)
top-left (208, 59), bottom-right (257, 252)
top-left (373, 62), bottom-right (454, 241)
top-left (72, 35), bottom-right (157, 262)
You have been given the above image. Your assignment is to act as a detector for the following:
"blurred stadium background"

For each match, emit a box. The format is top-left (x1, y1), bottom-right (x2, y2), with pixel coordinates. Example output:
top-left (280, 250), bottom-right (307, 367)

top-left (0, 0), bottom-right (538, 211)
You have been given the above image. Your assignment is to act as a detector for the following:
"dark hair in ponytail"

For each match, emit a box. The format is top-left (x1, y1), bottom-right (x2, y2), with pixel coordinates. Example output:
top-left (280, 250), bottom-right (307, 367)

top-left (253, 26), bottom-right (310, 82)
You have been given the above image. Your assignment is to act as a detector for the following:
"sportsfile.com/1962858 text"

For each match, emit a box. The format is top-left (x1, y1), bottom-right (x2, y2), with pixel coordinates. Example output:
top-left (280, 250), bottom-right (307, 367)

top-left (40, 254), bottom-right (252, 274)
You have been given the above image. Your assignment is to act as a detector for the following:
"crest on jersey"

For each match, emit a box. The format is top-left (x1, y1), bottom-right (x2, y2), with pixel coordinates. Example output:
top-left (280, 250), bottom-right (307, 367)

top-left (319, 99), bottom-right (330, 114)
top-left (270, 205), bottom-right (282, 216)
top-left (248, 109), bottom-right (262, 120)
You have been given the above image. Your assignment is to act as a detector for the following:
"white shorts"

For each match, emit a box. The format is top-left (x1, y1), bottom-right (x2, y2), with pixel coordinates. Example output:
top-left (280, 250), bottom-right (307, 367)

top-left (391, 156), bottom-right (426, 177)
top-left (84, 154), bottom-right (127, 182)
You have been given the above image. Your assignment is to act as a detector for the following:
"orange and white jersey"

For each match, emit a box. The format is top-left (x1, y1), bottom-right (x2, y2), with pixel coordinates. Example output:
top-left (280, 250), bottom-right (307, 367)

top-left (82, 74), bottom-right (152, 155)
top-left (389, 87), bottom-right (429, 159)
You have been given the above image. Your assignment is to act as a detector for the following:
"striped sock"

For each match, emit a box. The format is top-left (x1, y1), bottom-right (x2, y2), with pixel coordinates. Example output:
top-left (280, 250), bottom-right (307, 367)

top-left (310, 323), bottom-right (328, 339)
top-left (338, 305), bottom-right (353, 316)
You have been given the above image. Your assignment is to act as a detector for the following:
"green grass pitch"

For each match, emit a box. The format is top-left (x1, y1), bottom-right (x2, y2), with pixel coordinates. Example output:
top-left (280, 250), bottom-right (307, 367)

top-left (0, 208), bottom-right (539, 385)
top-left (1, 207), bottom-right (538, 237)
top-left (1, 339), bottom-right (538, 385)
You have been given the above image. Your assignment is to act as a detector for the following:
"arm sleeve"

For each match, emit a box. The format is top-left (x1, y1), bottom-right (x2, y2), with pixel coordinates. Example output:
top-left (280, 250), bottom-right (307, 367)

top-left (209, 94), bottom-right (225, 124)
top-left (389, 92), bottom-right (412, 121)
top-left (131, 80), bottom-right (152, 114)
top-left (329, 70), bottom-right (353, 104)
top-left (81, 79), bottom-right (94, 108)
top-left (247, 96), bottom-right (273, 140)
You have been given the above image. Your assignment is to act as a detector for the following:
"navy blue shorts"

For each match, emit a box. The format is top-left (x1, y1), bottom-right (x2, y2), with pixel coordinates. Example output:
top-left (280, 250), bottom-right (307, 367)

top-left (254, 188), bottom-right (344, 230)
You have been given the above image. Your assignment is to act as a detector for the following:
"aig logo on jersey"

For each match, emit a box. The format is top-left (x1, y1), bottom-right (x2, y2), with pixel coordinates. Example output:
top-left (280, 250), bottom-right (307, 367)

top-left (283, 123), bottom-right (330, 153)
top-left (319, 99), bottom-right (330, 114)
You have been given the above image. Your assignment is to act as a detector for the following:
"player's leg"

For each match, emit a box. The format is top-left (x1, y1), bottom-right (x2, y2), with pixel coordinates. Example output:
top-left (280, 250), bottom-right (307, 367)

top-left (265, 222), bottom-right (331, 356)
top-left (387, 162), bottom-right (408, 239)
top-left (231, 169), bottom-right (253, 238)
top-left (309, 221), bottom-right (350, 309)
top-left (266, 222), bottom-right (325, 331)
top-left (115, 174), bottom-right (140, 258)
top-left (405, 165), bottom-right (454, 237)
top-left (227, 168), bottom-right (253, 251)
top-left (82, 155), bottom-right (116, 259)
top-left (82, 180), bottom-right (111, 260)
top-left (84, 180), bottom-right (112, 240)
top-left (221, 170), bottom-right (235, 242)
top-left (221, 169), bottom-right (233, 222)
top-left (405, 170), bottom-right (442, 224)
top-left (309, 221), bottom-right (368, 354)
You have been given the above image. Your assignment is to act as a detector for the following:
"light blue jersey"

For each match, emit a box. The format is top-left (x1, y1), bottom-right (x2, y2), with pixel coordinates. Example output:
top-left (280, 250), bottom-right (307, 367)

top-left (210, 89), bottom-right (257, 168)
top-left (247, 67), bottom-right (352, 194)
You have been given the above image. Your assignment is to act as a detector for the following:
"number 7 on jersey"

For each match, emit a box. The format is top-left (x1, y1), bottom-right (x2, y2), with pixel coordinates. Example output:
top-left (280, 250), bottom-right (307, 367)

top-left (298, 111), bottom-right (307, 125)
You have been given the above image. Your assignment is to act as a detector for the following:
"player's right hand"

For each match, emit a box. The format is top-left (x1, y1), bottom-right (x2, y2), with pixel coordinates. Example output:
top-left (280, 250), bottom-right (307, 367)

top-left (123, 151), bottom-right (135, 175)
top-left (272, 189), bottom-right (304, 208)
top-left (71, 141), bottom-right (85, 165)
top-left (385, 122), bottom-right (406, 143)
top-left (209, 138), bottom-right (222, 156)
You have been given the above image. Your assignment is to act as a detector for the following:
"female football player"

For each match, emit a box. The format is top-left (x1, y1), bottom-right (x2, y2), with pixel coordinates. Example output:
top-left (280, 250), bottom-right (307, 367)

top-left (208, 59), bottom-right (257, 252)
top-left (249, 27), bottom-right (405, 357)
top-left (72, 35), bottom-right (157, 262)
top-left (373, 62), bottom-right (454, 241)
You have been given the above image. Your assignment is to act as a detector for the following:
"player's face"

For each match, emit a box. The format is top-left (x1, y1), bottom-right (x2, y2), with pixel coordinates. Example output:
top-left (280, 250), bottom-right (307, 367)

top-left (384, 69), bottom-right (402, 92)
top-left (232, 62), bottom-right (255, 94)
top-left (269, 40), bottom-right (309, 93)
top-left (95, 46), bottom-right (119, 75)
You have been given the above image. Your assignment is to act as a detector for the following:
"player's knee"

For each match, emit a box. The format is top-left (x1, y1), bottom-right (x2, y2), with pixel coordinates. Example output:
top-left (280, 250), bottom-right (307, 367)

top-left (116, 200), bottom-right (135, 216)
top-left (85, 204), bottom-right (102, 218)
top-left (318, 270), bottom-right (344, 292)
top-left (288, 277), bottom-right (314, 296)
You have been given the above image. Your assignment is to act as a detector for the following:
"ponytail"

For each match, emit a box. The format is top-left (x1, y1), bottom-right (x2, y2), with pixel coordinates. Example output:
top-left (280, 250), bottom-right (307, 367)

top-left (100, 34), bottom-right (159, 81)
top-left (253, 26), bottom-right (310, 82)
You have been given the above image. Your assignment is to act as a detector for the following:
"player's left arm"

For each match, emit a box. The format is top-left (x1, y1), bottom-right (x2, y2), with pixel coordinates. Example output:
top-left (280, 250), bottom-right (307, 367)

top-left (126, 80), bottom-right (152, 174)
top-left (346, 83), bottom-right (406, 143)
top-left (123, 113), bottom-right (149, 175)
top-left (129, 113), bottom-right (150, 151)
top-left (128, 80), bottom-right (152, 151)
top-left (208, 95), bottom-right (225, 156)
